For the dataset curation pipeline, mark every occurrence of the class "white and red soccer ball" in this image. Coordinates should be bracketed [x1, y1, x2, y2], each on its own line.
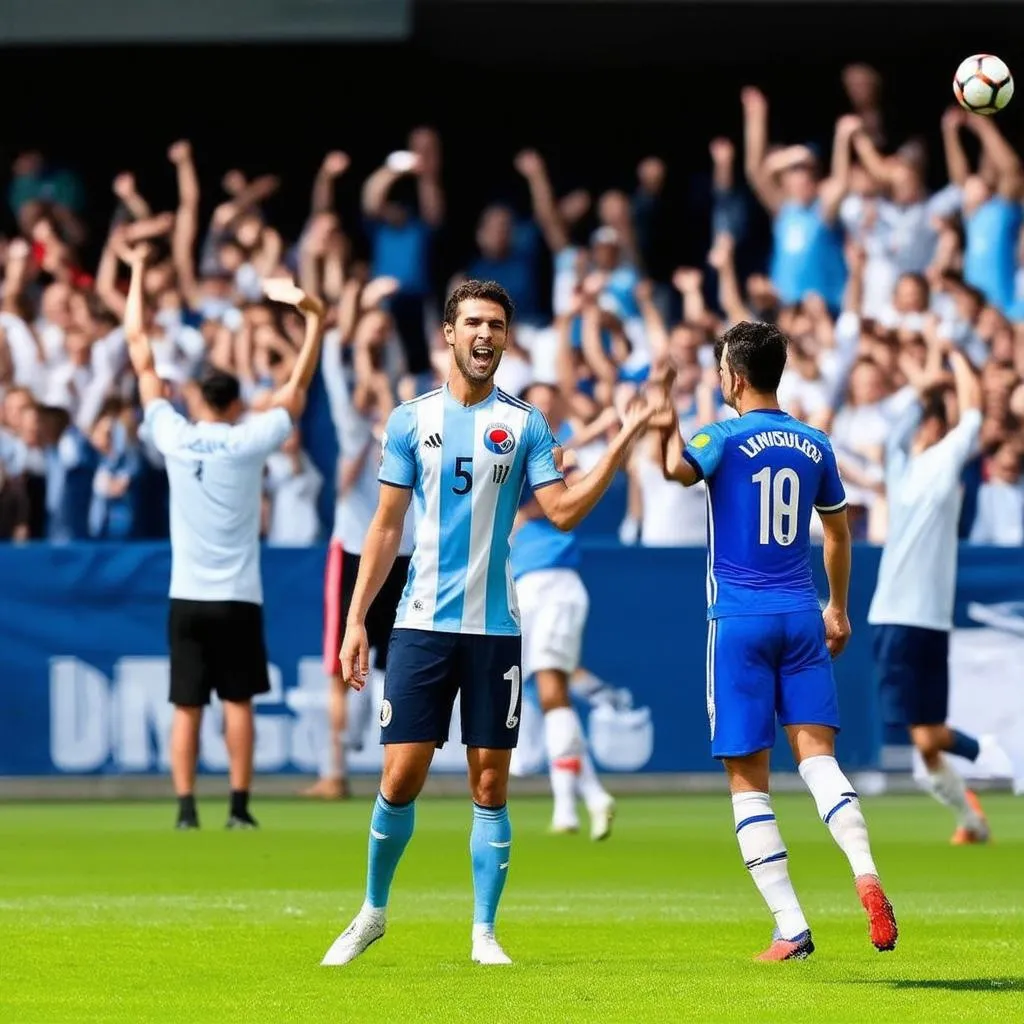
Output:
[954, 54, 1014, 116]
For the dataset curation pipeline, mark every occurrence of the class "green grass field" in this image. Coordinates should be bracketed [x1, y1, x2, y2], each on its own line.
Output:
[1, 793, 1021, 1023]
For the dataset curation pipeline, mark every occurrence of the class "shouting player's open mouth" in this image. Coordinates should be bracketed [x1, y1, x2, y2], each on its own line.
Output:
[470, 344, 495, 374]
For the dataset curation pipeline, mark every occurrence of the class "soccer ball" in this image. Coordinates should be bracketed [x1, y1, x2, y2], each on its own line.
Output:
[954, 54, 1014, 115]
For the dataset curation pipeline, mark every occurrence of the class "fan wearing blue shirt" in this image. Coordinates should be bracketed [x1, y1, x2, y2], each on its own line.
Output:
[321, 280, 658, 970]
[944, 110, 1023, 314]
[653, 320, 896, 962]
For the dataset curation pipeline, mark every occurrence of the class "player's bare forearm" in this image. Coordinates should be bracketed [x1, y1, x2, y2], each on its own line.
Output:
[661, 422, 699, 486]
[538, 427, 637, 531]
[820, 512, 852, 613]
[288, 298, 326, 392]
[346, 520, 405, 627]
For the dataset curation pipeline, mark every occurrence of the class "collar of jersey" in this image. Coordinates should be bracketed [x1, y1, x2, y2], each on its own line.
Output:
[741, 407, 787, 417]
[444, 382, 495, 410]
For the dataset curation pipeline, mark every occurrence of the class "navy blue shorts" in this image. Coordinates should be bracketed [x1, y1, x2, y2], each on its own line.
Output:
[872, 625, 949, 727]
[380, 628, 523, 749]
[707, 610, 840, 759]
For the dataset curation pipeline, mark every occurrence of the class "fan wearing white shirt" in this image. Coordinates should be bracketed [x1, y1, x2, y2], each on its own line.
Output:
[868, 347, 1007, 844]
[123, 244, 324, 831]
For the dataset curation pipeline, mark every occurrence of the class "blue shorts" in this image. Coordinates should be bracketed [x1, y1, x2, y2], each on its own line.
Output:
[707, 610, 839, 759]
[381, 628, 523, 749]
[872, 625, 949, 727]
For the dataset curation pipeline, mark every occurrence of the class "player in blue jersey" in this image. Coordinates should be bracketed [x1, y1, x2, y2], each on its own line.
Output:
[652, 320, 898, 961]
[510, 382, 615, 839]
[321, 280, 658, 967]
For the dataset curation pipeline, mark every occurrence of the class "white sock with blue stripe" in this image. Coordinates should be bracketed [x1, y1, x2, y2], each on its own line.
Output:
[732, 791, 809, 941]
[798, 755, 878, 878]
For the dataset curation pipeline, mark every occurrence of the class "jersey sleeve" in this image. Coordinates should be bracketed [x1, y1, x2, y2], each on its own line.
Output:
[524, 407, 564, 490]
[142, 399, 188, 456]
[682, 422, 727, 480]
[231, 407, 293, 458]
[814, 437, 848, 514]
[936, 407, 982, 470]
[378, 405, 417, 489]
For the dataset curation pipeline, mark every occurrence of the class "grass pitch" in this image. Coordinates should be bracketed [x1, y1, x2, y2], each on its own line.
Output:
[1, 794, 1021, 1022]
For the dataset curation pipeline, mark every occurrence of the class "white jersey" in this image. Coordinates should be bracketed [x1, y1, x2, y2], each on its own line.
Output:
[143, 399, 292, 604]
[867, 405, 983, 632]
[321, 330, 414, 556]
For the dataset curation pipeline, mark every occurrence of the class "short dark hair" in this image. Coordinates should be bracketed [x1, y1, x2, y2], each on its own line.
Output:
[715, 321, 789, 393]
[921, 388, 950, 430]
[198, 366, 242, 412]
[443, 280, 515, 329]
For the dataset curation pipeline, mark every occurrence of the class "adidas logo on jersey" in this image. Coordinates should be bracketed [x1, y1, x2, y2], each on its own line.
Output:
[422, 433, 442, 449]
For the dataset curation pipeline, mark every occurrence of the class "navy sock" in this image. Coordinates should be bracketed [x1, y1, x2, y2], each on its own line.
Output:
[178, 794, 197, 821]
[947, 730, 980, 762]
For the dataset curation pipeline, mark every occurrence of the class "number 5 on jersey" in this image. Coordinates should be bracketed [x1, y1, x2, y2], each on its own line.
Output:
[452, 456, 473, 494]
[752, 466, 799, 546]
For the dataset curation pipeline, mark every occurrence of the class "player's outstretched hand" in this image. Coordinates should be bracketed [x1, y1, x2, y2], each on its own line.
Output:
[262, 277, 325, 317]
[340, 624, 371, 691]
[822, 603, 852, 659]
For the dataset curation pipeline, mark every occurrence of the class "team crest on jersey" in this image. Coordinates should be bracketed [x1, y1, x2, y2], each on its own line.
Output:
[484, 422, 516, 455]
[691, 433, 711, 449]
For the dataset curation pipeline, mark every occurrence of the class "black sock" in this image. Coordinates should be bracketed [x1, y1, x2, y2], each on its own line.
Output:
[178, 794, 197, 821]
[230, 790, 249, 818]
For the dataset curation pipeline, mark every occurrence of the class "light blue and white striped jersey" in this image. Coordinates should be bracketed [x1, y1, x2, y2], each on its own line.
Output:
[379, 385, 563, 635]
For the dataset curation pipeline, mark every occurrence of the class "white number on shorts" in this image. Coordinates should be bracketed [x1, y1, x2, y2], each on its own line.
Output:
[752, 466, 800, 546]
[503, 665, 520, 729]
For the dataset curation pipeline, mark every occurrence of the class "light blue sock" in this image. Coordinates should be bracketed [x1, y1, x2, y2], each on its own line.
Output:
[365, 792, 415, 909]
[470, 803, 511, 927]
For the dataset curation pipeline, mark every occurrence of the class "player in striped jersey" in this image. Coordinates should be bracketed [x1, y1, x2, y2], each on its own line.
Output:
[321, 280, 658, 967]
[653, 321, 897, 961]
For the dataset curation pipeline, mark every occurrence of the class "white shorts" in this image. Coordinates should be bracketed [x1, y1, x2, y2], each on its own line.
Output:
[516, 568, 589, 678]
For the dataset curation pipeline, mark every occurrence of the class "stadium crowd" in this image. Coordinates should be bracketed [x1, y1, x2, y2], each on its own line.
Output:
[1, 65, 1023, 548]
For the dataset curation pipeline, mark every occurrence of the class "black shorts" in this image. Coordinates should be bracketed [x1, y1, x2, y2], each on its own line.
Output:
[323, 543, 410, 676]
[380, 628, 523, 750]
[168, 599, 271, 707]
[873, 624, 950, 727]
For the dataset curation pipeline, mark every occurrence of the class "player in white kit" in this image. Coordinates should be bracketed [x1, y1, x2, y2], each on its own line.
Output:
[307, 315, 415, 797]
[511, 382, 614, 838]
[868, 346, 1006, 843]
[124, 247, 325, 829]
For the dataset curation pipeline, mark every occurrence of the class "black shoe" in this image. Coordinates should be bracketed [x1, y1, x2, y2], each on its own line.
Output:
[226, 812, 259, 830]
[176, 816, 199, 830]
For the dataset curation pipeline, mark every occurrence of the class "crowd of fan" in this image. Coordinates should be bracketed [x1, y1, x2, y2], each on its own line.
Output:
[1, 65, 1022, 548]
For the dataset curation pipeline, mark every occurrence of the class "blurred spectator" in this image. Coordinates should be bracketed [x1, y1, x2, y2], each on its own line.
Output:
[0, 69, 1021, 554]
[263, 427, 323, 547]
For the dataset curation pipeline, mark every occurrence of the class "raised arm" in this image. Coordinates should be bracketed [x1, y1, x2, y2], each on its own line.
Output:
[361, 162, 403, 220]
[168, 140, 201, 307]
[533, 397, 656, 531]
[122, 247, 162, 408]
[514, 149, 570, 253]
[941, 107, 971, 188]
[311, 151, 350, 215]
[409, 127, 445, 228]
[112, 172, 152, 222]
[262, 279, 326, 421]
[967, 114, 1023, 199]
[741, 87, 784, 215]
